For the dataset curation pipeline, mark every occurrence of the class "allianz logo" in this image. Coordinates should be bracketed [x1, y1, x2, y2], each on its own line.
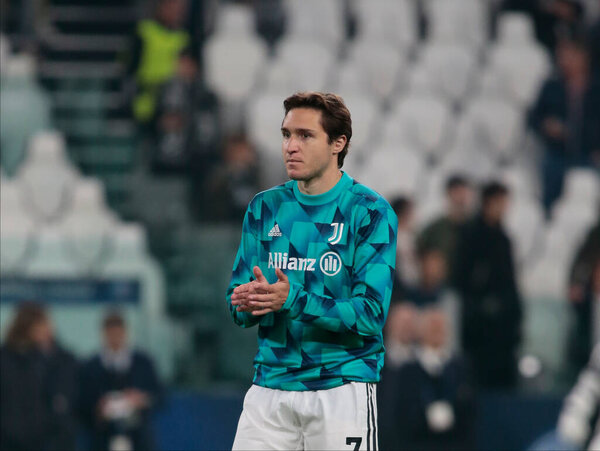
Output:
[268, 251, 342, 276]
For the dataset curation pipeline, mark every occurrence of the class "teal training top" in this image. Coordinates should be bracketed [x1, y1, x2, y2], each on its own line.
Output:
[226, 172, 398, 391]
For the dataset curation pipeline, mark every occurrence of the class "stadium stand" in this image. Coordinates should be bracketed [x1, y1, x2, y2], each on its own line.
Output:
[1, 0, 599, 434]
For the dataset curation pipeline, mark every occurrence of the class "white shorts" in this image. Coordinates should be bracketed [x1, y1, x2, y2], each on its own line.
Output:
[232, 382, 378, 451]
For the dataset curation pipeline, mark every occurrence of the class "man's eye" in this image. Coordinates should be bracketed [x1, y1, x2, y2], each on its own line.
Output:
[302, 133, 311, 139]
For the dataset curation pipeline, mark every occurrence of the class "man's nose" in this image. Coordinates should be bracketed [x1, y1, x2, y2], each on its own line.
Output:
[286, 136, 300, 153]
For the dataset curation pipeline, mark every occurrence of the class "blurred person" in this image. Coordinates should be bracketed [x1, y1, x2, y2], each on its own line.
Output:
[502, 0, 586, 50]
[378, 309, 475, 451]
[227, 92, 397, 450]
[150, 54, 220, 174]
[557, 344, 600, 450]
[417, 175, 474, 282]
[566, 214, 600, 377]
[80, 312, 163, 451]
[454, 181, 523, 389]
[126, 0, 195, 125]
[384, 302, 420, 369]
[529, 39, 600, 213]
[404, 248, 461, 350]
[0, 302, 79, 451]
[197, 134, 261, 222]
[391, 196, 419, 301]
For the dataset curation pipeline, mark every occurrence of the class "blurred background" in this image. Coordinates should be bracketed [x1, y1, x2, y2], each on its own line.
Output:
[0, 0, 599, 450]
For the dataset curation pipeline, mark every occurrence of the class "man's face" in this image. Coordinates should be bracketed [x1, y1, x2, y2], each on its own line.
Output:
[484, 194, 509, 223]
[103, 325, 127, 352]
[421, 311, 447, 350]
[448, 185, 472, 216]
[281, 108, 341, 181]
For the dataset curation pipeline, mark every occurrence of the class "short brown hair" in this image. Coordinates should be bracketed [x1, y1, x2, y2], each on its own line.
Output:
[283, 92, 352, 168]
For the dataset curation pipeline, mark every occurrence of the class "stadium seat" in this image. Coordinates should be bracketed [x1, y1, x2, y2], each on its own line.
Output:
[424, 0, 489, 50]
[0, 215, 35, 275]
[336, 39, 406, 105]
[245, 92, 288, 187]
[438, 141, 497, 184]
[500, 166, 541, 202]
[458, 96, 525, 162]
[283, 0, 346, 51]
[204, 4, 268, 103]
[384, 93, 455, 162]
[505, 198, 545, 267]
[16, 132, 79, 224]
[485, 43, 551, 109]
[357, 146, 425, 199]
[24, 226, 82, 277]
[273, 38, 335, 92]
[561, 168, 600, 204]
[60, 178, 117, 272]
[521, 258, 569, 300]
[352, 0, 418, 52]
[417, 43, 480, 107]
[496, 12, 537, 46]
[335, 93, 380, 152]
[551, 201, 597, 248]
[212, 2, 255, 36]
[0, 55, 52, 176]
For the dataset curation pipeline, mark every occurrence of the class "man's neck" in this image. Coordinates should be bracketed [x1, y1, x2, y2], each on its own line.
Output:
[297, 168, 342, 196]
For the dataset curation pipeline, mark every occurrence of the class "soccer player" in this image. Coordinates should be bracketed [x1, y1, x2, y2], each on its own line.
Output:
[227, 92, 397, 450]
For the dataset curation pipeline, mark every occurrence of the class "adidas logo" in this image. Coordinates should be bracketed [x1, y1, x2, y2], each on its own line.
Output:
[268, 224, 282, 237]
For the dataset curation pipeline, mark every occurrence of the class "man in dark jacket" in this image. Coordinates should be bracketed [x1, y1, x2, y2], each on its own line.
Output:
[453, 182, 523, 389]
[0, 302, 79, 451]
[529, 39, 600, 213]
[378, 309, 476, 450]
[80, 312, 163, 451]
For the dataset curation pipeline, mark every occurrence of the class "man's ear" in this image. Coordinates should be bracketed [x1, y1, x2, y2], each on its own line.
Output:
[331, 136, 347, 155]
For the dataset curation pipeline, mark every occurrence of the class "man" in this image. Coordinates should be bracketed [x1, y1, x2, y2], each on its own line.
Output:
[226, 92, 397, 450]
[378, 309, 475, 451]
[417, 175, 473, 279]
[80, 312, 163, 451]
[529, 39, 600, 213]
[454, 182, 523, 389]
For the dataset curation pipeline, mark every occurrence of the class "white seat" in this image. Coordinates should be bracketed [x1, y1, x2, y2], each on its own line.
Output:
[496, 12, 537, 46]
[439, 143, 497, 184]
[417, 43, 479, 106]
[0, 215, 35, 274]
[283, 0, 345, 51]
[26, 131, 69, 166]
[551, 201, 597, 246]
[485, 45, 551, 108]
[25, 226, 81, 277]
[102, 224, 164, 316]
[384, 94, 454, 160]
[17, 164, 77, 224]
[336, 93, 380, 152]
[459, 96, 524, 162]
[352, 0, 418, 51]
[337, 39, 406, 104]
[213, 3, 255, 37]
[60, 178, 117, 272]
[204, 6, 268, 103]
[274, 38, 334, 92]
[245, 92, 287, 187]
[505, 198, 545, 266]
[424, 0, 489, 49]
[561, 168, 600, 204]
[356, 146, 425, 199]
[500, 166, 540, 201]
[521, 258, 569, 300]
